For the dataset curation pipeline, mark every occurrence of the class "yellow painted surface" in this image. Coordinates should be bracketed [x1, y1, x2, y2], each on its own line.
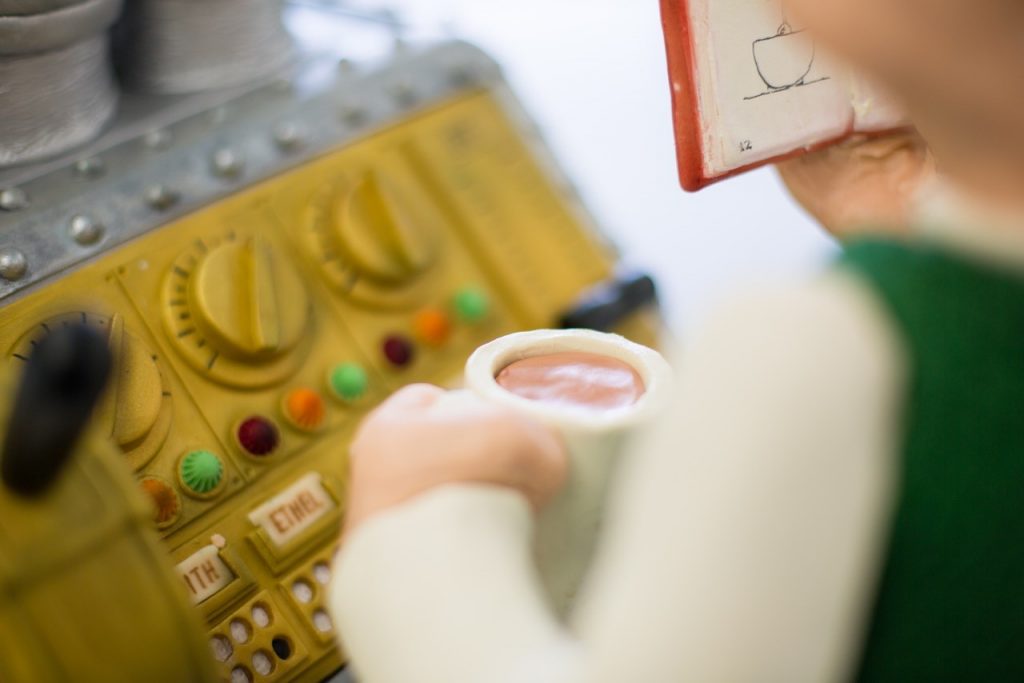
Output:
[0, 92, 657, 681]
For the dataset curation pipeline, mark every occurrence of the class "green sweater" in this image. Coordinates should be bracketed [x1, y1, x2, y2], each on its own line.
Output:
[839, 239, 1024, 682]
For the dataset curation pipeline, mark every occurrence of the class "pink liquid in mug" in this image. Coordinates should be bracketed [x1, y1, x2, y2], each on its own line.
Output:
[495, 352, 645, 411]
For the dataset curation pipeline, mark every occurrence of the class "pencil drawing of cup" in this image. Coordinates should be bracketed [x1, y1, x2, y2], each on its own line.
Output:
[752, 23, 816, 91]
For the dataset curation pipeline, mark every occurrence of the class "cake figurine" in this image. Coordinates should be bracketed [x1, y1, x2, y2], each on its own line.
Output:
[330, 2, 1024, 680]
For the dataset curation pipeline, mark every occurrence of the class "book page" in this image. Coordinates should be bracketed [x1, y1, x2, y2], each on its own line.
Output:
[688, 0, 853, 177]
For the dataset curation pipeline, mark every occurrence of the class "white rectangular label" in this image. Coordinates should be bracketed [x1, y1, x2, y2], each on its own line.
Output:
[248, 473, 335, 549]
[176, 545, 234, 605]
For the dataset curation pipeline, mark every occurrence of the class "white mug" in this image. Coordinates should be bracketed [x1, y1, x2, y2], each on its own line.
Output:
[447, 329, 673, 616]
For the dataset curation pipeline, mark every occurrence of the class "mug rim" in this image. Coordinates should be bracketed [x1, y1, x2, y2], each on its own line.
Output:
[464, 329, 673, 433]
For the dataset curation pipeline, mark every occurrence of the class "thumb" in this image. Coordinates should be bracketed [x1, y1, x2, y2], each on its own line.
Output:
[379, 383, 445, 413]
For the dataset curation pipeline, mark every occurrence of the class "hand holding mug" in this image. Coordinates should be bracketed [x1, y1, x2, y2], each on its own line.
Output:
[343, 383, 568, 535]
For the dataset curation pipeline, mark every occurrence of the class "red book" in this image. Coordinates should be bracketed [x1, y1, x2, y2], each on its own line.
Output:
[660, 0, 905, 191]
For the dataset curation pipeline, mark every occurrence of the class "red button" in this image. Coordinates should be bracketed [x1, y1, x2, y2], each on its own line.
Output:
[237, 416, 280, 456]
[382, 335, 415, 367]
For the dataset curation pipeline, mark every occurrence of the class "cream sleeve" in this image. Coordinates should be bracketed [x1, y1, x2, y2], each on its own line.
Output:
[330, 272, 907, 683]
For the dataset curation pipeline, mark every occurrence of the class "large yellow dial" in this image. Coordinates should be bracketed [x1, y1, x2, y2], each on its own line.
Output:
[163, 232, 313, 388]
[9, 312, 171, 470]
[189, 234, 308, 361]
[98, 315, 168, 454]
[335, 171, 437, 285]
[306, 163, 443, 308]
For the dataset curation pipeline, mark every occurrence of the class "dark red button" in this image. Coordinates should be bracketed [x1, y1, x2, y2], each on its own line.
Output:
[237, 416, 280, 456]
[382, 335, 415, 368]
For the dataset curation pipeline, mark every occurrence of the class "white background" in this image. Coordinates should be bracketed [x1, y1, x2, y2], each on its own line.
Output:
[347, 0, 838, 332]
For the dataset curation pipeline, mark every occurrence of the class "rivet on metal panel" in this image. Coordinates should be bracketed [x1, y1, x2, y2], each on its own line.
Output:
[144, 129, 174, 150]
[390, 80, 417, 107]
[0, 188, 29, 212]
[448, 65, 477, 88]
[0, 248, 28, 281]
[74, 158, 107, 179]
[339, 105, 368, 126]
[69, 215, 104, 246]
[273, 124, 305, 153]
[211, 149, 245, 179]
[145, 186, 180, 211]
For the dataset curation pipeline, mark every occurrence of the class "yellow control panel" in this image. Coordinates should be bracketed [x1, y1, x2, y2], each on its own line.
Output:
[0, 92, 651, 682]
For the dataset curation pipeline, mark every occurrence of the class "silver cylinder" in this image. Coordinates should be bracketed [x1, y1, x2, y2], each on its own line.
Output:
[0, 0, 121, 167]
[116, 0, 294, 94]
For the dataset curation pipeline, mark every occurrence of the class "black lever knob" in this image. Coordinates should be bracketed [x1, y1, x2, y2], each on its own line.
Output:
[2, 324, 112, 497]
[559, 272, 659, 332]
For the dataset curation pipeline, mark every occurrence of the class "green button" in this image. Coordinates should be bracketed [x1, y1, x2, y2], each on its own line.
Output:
[453, 287, 490, 323]
[180, 450, 223, 495]
[330, 363, 369, 402]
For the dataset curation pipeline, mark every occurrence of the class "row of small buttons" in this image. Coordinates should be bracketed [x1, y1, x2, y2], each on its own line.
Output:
[381, 286, 491, 368]
[138, 361, 370, 522]
[231, 362, 370, 459]
[140, 448, 228, 528]
[138, 291, 487, 527]
[138, 286, 482, 522]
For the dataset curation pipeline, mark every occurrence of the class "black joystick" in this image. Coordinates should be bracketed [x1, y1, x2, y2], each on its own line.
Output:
[559, 271, 660, 332]
[1, 324, 112, 497]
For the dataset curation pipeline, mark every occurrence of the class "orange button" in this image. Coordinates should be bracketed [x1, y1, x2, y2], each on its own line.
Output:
[140, 477, 181, 528]
[414, 308, 451, 347]
[283, 388, 326, 431]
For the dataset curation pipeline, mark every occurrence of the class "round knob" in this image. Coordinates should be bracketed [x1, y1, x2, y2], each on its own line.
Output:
[332, 171, 438, 285]
[9, 312, 170, 469]
[188, 234, 310, 362]
[179, 449, 225, 498]
[97, 315, 164, 452]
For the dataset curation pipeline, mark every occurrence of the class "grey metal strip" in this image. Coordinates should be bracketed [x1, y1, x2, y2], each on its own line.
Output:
[0, 41, 505, 303]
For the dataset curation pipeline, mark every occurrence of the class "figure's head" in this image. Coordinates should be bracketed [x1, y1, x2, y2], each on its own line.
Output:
[784, 0, 1024, 201]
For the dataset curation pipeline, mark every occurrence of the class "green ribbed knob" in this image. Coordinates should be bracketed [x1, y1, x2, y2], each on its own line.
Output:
[180, 450, 223, 495]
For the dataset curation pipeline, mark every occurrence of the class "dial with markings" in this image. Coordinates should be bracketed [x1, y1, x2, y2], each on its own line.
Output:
[8, 311, 172, 470]
[305, 164, 443, 309]
[162, 232, 313, 389]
